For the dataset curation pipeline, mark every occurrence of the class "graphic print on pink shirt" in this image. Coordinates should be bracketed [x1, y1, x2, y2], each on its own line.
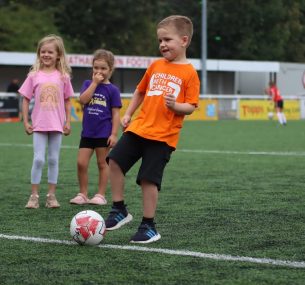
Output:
[39, 83, 60, 110]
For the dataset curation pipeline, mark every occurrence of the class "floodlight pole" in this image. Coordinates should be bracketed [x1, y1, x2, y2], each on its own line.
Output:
[201, 0, 207, 95]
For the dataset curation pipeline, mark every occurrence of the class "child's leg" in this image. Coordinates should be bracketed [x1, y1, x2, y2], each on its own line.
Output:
[280, 110, 287, 124]
[77, 148, 94, 197]
[130, 180, 161, 243]
[276, 111, 283, 124]
[95, 147, 109, 196]
[47, 132, 62, 195]
[31, 132, 48, 195]
[108, 158, 125, 201]
[141, 180, 158, 218]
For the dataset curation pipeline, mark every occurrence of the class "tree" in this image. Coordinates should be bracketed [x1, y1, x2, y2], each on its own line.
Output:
[283, 0, 305, 62]
[207, 0, 305, 62]
[2, 0, 305, 62]
[52, 0, 160, 55]
[0, 2, 61, 51]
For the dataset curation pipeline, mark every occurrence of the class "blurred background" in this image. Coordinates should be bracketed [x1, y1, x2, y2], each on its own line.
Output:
[1, 0, 305, 121]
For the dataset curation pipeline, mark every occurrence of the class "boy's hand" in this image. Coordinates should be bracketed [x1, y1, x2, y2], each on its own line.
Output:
[164, 93, 176, 109]
[121, 115, 131, 130]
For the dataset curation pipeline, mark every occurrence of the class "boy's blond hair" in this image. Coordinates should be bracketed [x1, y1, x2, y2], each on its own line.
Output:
[157, 15, 193, 47]
[30, 34, 71, 77]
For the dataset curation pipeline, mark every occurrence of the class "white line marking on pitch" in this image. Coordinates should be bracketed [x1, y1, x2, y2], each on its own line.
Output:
[1, 143, 305, 157]
[1, 233, 305, 269]
[178, 149, 305, 156]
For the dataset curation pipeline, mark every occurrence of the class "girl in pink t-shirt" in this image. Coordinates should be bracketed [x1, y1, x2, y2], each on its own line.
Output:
[18, 34, 74, 209]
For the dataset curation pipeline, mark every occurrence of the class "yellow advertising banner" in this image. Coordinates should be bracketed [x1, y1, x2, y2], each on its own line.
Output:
[186, 99, 218, 121]
[72, 97, 300, 122]
[282, 100, 301, 120]
[71, 97, 83, 121]
[120, 98, 140, 117]
[239, 100, 300, 120]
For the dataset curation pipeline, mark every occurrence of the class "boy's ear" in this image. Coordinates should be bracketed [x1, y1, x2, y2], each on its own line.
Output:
[181, 35, 189, 47]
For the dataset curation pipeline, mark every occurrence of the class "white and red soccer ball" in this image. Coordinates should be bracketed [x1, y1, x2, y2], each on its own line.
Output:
[70, 210, 106, 245]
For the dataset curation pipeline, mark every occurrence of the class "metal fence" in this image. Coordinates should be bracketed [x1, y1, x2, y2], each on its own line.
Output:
[1, 92, 304, 120]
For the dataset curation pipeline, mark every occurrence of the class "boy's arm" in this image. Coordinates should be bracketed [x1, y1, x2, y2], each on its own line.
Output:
[64, 98, 72, 136]
[164, 94, 196, 115]
[121, 89, 144, 128]
[22, 97, 33, 135]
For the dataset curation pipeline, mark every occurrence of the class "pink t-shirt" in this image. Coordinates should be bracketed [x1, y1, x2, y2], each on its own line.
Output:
[19, 70, 74, 132]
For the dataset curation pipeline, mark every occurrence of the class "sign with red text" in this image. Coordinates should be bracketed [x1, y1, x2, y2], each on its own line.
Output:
[239, 100, 300, 120]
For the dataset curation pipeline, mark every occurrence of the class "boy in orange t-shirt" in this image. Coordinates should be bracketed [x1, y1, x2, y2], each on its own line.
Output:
[105, 15, 200, 243]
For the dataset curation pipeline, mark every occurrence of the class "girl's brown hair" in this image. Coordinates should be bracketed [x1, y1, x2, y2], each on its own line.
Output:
[92, 49, 115, 76]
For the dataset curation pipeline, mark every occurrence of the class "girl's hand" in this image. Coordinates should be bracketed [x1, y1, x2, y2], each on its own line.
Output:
[92, 72, 104, 84]
[63, 122, 71, 136]
[107, 134, 117, 148]
[24, 122, 33, 135]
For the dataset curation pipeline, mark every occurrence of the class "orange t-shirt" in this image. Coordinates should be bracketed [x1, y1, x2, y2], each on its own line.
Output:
[126, 58, 200, 149]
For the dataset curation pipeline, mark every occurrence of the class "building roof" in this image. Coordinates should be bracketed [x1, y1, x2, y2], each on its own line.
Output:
[0, 51, 280, 72]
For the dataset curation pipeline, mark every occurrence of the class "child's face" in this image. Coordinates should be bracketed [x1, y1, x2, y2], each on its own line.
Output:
[157, 25, 188, 62]
[39, 42, 59, 69]
[93, 59, 112, 82]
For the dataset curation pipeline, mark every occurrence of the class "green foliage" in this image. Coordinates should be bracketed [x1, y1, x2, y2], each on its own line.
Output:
[1, 0, 305, 61]
[0, 3, 60, 51]
[207, 0, 305, 61]
[52, 0, 160, 55]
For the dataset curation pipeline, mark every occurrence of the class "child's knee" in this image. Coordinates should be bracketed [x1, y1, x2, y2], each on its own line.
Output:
[33, 157, 45, 169]
[48, 156, 58, 167]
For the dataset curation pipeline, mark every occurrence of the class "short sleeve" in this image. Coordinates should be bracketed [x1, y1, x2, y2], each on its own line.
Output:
[80, 80, 91, 94]
[185, 70, 200, 106]
[18, 74, 34, 100]
[110, 85, 122, 108]
[64, 77, 74, 99]
[137, 62, 155, 93]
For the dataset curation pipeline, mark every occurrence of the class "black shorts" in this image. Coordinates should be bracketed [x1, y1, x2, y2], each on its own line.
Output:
[107, 132, 173, 191]
[79, 137, 108, 149]
[275, 100, 284, 109]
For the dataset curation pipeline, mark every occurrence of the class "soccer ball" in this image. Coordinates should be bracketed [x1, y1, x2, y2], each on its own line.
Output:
[70, 210, 106, 245]
[268, 112, 274, 120]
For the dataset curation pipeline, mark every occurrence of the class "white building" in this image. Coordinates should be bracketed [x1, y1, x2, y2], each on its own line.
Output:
[0, 51, 304, 96]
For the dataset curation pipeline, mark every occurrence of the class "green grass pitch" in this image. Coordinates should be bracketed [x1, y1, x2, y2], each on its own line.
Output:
[1, 120, 305, 284]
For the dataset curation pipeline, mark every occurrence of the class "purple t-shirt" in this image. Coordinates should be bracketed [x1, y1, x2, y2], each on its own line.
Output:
[81, 81, 122, 138]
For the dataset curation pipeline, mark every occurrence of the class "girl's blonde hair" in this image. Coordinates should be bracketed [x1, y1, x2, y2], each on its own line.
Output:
[92, 49, 115, 76]
[30, 34, 71, 77]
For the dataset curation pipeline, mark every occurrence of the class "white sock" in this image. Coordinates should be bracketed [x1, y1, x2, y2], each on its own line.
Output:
[281, 113, 287, 124]
[277, 112, 283, 124]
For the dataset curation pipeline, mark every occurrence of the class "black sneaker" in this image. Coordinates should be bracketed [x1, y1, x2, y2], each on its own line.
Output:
[130, 223, 161, 244]
[105, 207, 133, 231]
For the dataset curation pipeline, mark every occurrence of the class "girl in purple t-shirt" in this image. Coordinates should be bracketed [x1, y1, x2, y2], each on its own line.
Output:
[19, 34, 74, 209]
[70, 49, 122, 205]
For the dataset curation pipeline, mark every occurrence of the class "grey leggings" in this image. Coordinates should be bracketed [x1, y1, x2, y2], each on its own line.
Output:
[31, 132, 63, 185]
